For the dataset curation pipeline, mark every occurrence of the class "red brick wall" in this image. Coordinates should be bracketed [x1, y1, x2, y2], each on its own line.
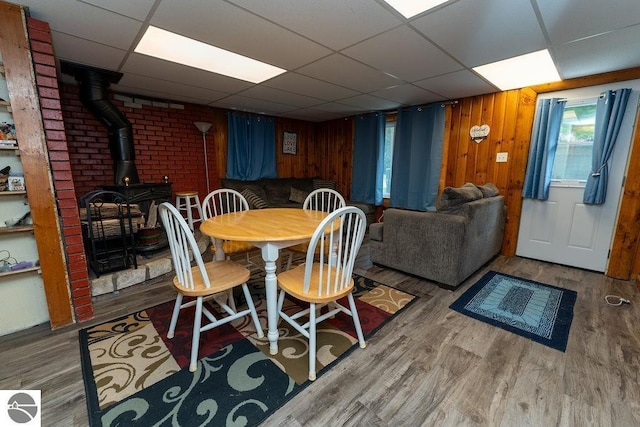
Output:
[60, 85, 219, 199]
[26, 18, 92, 321]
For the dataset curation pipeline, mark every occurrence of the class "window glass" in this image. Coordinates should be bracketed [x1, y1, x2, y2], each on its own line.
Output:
[383, 120, 395, 198]
[551, 101, 596, 183]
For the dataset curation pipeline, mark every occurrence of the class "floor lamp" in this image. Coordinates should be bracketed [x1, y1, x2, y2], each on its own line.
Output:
[194, 121, 213, 195]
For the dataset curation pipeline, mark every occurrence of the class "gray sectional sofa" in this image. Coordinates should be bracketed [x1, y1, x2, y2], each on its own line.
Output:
[369, 183, 506, 289]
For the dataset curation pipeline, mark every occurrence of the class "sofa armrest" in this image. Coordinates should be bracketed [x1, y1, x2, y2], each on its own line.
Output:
[369, 222, 383, 241]
[370, 208, 469, 286]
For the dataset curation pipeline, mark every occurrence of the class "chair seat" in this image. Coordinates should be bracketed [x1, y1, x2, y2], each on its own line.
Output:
[277, 263, 354, 304]
[173, 259, 250, 297]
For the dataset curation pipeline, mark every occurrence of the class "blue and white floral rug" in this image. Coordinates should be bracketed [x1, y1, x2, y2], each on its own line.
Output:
[449, 270, 576, 352]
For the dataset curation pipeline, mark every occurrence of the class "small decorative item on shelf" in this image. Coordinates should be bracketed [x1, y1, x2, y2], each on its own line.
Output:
[0, 165, 8, 191]
[0, 122, 16, 140]
[8, 174, 25, 191]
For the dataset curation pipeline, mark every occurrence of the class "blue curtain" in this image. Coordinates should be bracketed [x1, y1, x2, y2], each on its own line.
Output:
[522, 98, 566, 200]
[389, 104, 445, 211]
[351, 113, 385, 205]
[226, 112, 277, 180]
[583, 88, 631, 204]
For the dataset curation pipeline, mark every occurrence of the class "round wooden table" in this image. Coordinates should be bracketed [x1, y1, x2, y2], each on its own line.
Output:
[200, 208, 329, 354]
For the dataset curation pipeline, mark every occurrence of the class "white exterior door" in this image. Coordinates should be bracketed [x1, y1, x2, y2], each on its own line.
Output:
[516, 83, 639, 272]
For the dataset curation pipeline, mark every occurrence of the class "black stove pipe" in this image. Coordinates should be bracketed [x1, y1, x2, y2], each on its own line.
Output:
[61, 62, 140, 185]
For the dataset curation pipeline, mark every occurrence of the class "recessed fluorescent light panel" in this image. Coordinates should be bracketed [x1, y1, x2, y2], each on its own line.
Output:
[135, 26, 286, 84]
[383, 0, 450, 18]
[473, 49, 561, 91]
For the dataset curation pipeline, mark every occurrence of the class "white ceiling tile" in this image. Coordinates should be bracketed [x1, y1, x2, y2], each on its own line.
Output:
[7, 0, 639, 121]
[339, 94, 402, 111]
[121, 53, 252, 93]
[112, 85, 214, 106]
[264, 73, 360, 101]
[553, 24, 640, 79]
[297, 54, 403, 93]
[310, 102, 365, 115]
[371, 84, 445, 105]
[149, 0, 332, 70]
[414, 70, 498, 99]
[412, 0, 546, 67]
[213, 95, 296, 114]
[80, 0, 156, 21]
[342, 26, 463, 81]
[227, 0, 401, 50]
[51, 32, 127, 71]
[537, 0, 640, 45]
[116, 73, 230, 103]
[238, 86, 325, 108]
[20, 0, 143, 49]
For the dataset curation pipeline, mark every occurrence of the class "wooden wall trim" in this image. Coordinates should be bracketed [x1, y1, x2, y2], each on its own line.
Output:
[0, 2, 74, 327]
[502, 87, 537, 256]
[530, 67, 640, 94]
[607, 102, 640, 279]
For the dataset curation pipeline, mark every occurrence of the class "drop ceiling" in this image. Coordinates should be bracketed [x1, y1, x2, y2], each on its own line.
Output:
[8, 0, 640, 122]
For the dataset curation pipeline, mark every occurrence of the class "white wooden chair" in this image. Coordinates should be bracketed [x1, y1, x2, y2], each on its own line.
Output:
[159, 202, 263, 372]
[276, 206, 367, 381]
[201, 189, 256, 263]
[284, 188, 346, 270]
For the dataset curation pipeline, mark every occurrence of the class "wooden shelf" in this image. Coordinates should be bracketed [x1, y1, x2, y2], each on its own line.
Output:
[0, 190, 26, 196]
[0, 225, 33, 235]
[0, 266, 40, 278]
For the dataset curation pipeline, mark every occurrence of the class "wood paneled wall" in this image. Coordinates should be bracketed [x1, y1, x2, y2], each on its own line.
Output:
[443, 67, 640, 279]
[212, 112, 323, 186]
[315, 118, 354, 198]
[442, 88, 537, 256]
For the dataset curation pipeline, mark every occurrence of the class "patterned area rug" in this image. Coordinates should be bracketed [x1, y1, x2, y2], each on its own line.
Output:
[450, 270, 577, 352]
[80, 275, 417, 426]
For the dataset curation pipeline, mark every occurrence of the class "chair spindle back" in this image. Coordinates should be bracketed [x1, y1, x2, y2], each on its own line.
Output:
[303, 206, 366, 297]
[159, 202, 209, 290]
[202, 189, 249, 219]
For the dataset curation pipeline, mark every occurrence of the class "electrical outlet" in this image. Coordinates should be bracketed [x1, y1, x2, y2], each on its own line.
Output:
[496, 152, 508, 163]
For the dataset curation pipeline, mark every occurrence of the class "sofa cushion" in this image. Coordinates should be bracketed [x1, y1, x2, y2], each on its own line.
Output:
[221, 178, 268, 203]
[263, 178, 300, 205]
[241, 188, 268, 209]
[313, 178, 336, 190]
[476, 182, 499, 198]
[291, 177, 316, 193]
[437, 183, 483, 212]
[289, 187, 309, 204]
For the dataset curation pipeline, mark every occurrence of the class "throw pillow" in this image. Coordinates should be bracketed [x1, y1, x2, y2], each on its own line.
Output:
[475, 182, 499, 197]
[241, 188, 268, 209]
[289, 187, 309, 204]
[313, 179, 336, 190]
[437, 184, 483, 211]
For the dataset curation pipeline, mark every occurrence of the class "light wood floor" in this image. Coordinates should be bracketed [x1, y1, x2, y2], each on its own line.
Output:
[1, 243, 639, 426]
